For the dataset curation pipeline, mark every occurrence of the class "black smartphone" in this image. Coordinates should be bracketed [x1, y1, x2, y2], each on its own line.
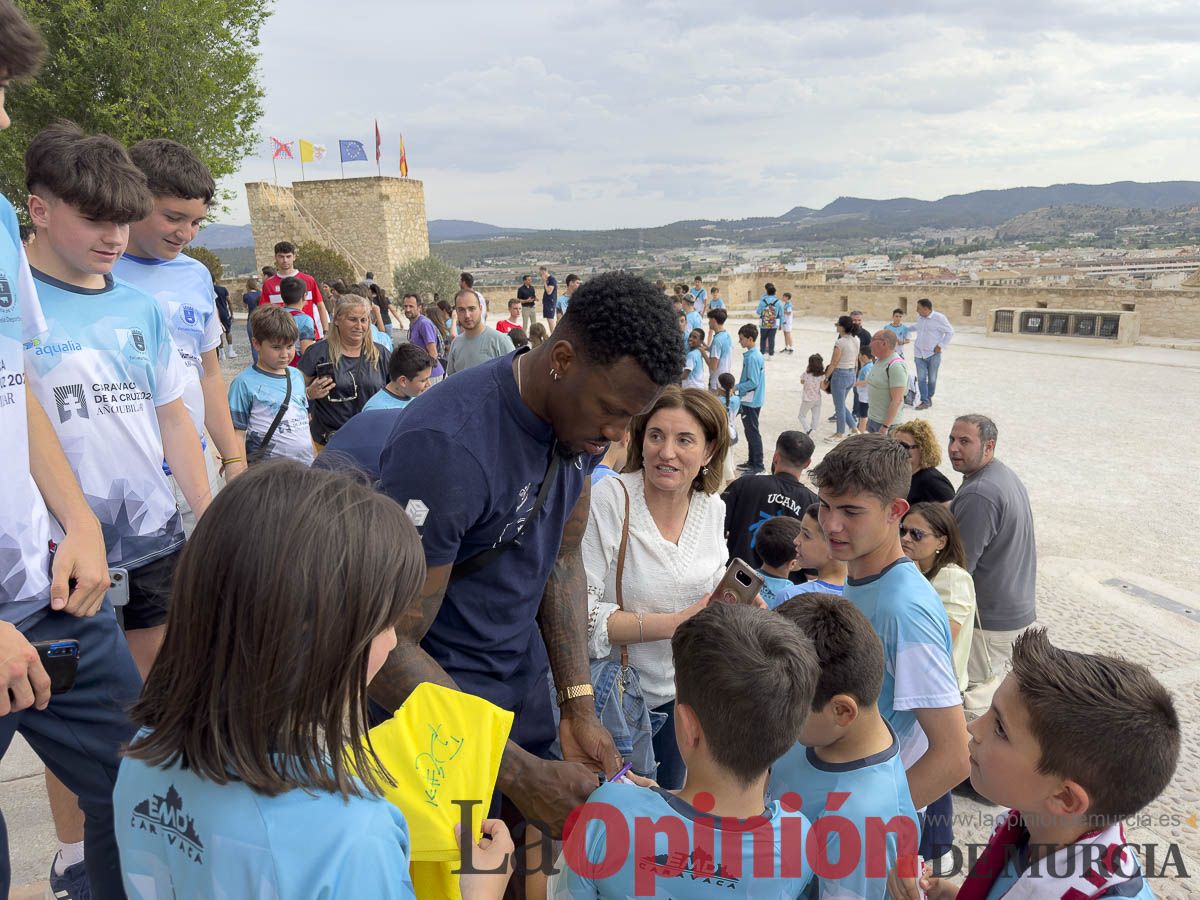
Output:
[32, 639, 80, 694]
[314, 360, 336, 380]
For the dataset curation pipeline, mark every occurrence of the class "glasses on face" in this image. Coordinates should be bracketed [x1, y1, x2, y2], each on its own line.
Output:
[896, 441, 917, 451]
[899, 525, 930, 542]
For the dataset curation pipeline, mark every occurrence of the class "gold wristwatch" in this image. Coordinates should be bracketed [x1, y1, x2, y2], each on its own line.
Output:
[556, 683, 595, 706]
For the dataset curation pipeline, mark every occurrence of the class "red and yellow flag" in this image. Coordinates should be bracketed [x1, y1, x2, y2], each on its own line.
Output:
[399, 133, 409, 178]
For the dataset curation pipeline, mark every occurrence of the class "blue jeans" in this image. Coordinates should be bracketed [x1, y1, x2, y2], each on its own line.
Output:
[651, 700, 686, 790]
[916, 353, 942, 404]
[830, 369, 857, 433]
[0, 601, 141, 899]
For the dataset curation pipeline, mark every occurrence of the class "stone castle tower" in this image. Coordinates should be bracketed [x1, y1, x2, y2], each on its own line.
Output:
[245, 176, 430, 281]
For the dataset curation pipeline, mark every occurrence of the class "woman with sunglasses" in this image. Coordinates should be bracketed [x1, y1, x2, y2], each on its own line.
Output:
[299, 295, 392, 447]
[893, 419, 955, 506]
[899, 502, 975, 694]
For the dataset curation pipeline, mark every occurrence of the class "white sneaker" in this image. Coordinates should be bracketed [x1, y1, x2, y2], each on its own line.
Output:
[227, 347, 239, 358]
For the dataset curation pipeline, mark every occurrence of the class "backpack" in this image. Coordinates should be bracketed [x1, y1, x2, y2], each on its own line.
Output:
[761, 299, 779, 330]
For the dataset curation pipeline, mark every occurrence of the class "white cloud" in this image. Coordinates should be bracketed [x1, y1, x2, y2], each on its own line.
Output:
[217, 0, 1200, 230]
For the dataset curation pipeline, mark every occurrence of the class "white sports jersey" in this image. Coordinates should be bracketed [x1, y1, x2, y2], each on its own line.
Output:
[25, 270, 189, 569]
[113, 253, 221, 438]
[0, 195, 56, 625]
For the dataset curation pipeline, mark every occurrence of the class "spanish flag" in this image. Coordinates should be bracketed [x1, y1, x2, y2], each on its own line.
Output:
[399, 133, 409, 178]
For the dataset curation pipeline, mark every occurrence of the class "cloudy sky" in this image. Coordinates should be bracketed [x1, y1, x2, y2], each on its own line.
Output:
[222, 0, 1200, 229]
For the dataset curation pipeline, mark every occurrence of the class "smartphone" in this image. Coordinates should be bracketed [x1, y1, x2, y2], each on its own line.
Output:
[32, 639, 80, 694]
[713, 558, 764, 606]
[107, 567, 130, 608]
[314, 360, 336, 380]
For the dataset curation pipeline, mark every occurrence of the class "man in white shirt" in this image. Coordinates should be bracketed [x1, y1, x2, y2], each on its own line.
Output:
[912, 298, 955, 410]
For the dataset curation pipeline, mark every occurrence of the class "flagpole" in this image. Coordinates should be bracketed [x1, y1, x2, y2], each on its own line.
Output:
[340, 156, 345, 179]
[272, 154, 278, 185]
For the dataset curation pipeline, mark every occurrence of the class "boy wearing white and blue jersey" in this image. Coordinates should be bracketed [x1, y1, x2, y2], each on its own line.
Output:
[682, 328, 707, 390]
[116, 138, 247, 509]
[553, 603, 818, 899]
[360, 342, 433, 412]
[24, 124, 210, 678]
[705, 307, 733, 390]
[809, 434, 968, 853]
[771, 593, 920, 899]
[228, 306, 314, 465]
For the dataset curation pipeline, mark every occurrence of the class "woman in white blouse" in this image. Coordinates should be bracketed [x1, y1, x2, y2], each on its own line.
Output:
[583, 386, 730, 789]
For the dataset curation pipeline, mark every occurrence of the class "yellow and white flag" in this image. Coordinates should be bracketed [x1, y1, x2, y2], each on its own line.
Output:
[299, 139, 327, 163]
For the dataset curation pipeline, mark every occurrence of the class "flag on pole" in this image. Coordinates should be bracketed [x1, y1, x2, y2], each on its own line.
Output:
[375, 120, 382, 164]
[399, 133, 409, 178]
[271, 137, 294, 160]
[299, 139, 327, 163]
[339, 140, 368, 163]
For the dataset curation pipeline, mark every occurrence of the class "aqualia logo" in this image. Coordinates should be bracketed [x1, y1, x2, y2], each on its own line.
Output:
[24, 338, 83, 357]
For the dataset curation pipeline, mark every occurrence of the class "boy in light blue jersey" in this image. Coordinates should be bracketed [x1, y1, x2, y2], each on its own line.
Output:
[752, 516, 802, 609]
[278, 274, 316, 364]
[228, 306, 314, 465]
[553, 603, 818, 899]
[705, 307, 733, 390]
[360, 342, 433, 412]
[883, 309, 912, 356]
[682, 328, 707, 390]
[0, 16, 144, 894]
[23, 124, 211, 680]
[772, 593, 920, 899]
[690, 276, 707, 314]
[809, 434, 968, 857]
[559, 273, 579, 315]
[116, 138, 246, 504]
[686, 307, 704, 335]
[707, 286, 724, 309]
[774, 503, 847, 605]
[735, 324, 765, 474]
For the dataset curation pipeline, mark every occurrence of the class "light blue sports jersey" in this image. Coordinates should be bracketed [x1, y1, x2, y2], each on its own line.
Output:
[227, 365, 314, 465]
[691, 287, 707, 313]
[558, 293, 570, 314]
[686, 310, 704, 334]
[113, 253, 221, 438]
[775, 580, 845, 606]
[372, 324, 394, 351]
[684, 347, 707, 389]
[709, 298, 725, 309]
[554, 782, 813, 899]
[737, 348, 765, 408]
[0, 195, 56, 625]
[758, 573, 795, 610]
[768, 724, 919, 899]
[115, 729, 417, 900]
[843, 559, 960, 768]
[361, 387, 412, 412]
[26, 270, 189, 569]
[708, 330, 734, 390]
[883, 323, 910, 343]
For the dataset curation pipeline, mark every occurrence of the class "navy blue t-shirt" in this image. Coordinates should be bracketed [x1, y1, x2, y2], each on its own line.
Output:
[379, 351, 600, 714]
[313, 408, 405, 482]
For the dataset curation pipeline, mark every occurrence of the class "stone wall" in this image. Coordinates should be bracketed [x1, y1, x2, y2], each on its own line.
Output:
[714, 273, 1200, 340]
[245, 176, 430, 283]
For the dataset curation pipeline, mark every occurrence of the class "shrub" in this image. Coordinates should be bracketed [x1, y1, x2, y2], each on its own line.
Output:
[294, 240, 356, 289]
[393, 255, 460, 305]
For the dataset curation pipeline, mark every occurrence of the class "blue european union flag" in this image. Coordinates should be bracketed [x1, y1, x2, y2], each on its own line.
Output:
[339, 140, 368, 163]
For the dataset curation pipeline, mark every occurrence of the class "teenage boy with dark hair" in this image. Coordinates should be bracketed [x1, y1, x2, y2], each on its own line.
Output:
[0, 12, 143, 898]
[362, 342, 433, 411]
[554, 603, 819, 897]
[722, 429, 816, 565]
[279, 274, 316, 364]
[115, 138, 247, 507]
[753, 515, 803, 608]
[773, 593, 920, 900]
[705, 306, 733, 388]
[24, 122, 211, 680]
[227, 306, 314, 466]
[809, 434, 968, 852]
[735, 322, 765, 474]
[891, 628, 1179, 900]
[262, 240, 328, 337]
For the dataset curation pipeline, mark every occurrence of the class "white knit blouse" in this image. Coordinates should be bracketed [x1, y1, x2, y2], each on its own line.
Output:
[582, 470, 727, 710]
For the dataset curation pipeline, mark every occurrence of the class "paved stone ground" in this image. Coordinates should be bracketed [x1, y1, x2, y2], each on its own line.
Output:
[4, 315, 1199, 896]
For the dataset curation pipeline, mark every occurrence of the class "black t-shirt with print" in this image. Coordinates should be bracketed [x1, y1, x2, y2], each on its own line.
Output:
[298, 339, 391, 440]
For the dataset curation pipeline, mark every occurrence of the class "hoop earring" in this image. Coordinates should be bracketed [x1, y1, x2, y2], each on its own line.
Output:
[550, 369, 560, 381]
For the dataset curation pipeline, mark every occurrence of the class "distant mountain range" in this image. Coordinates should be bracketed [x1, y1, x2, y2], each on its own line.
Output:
[198, 181, 1200, 265]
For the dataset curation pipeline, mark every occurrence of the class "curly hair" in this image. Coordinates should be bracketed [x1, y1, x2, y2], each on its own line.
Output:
[893, 419, 941, 469]
[555, 272, 683, 387]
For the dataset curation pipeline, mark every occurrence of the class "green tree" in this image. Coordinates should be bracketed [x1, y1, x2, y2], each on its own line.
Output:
[393, 255, 460, 305]
[182, 245, 223, 281]
[0, 0, 269, 208]
[294, 241, 354, 290]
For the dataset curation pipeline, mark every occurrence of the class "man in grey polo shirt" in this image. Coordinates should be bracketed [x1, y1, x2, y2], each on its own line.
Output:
[949, 413, 1037, 719]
